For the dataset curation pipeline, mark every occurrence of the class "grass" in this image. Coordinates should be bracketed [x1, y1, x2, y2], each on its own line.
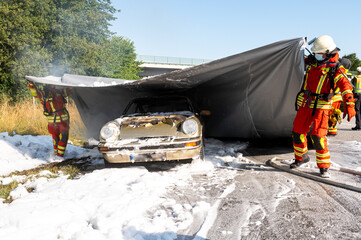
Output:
[1, 161, 82, 203]
[0, 94, 87, 145]
[0, 181, 19, 203]
[7, 162, 80, 179]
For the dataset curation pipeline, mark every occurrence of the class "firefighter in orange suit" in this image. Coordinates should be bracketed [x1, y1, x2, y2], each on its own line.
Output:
[327, 58, 351, 136]
[28, 81, 72, 157]
[291, 35, 356, 178]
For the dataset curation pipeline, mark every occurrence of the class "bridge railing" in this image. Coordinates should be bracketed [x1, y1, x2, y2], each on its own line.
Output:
[136, 55, 212, 66]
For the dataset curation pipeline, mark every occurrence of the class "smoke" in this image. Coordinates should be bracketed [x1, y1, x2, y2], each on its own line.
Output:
[48, 64, 69, 77]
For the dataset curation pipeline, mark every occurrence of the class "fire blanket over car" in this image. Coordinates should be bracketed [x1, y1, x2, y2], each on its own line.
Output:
[26, 37, 306, 139]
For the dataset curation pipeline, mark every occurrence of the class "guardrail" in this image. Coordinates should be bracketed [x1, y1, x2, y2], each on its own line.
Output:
[136, 55, 212, 66]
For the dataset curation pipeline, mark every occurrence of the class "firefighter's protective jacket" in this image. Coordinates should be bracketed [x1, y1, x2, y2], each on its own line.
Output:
[352, 74, 361, 94]
[296, 53, 353, 111]
[29, 82, 71, 123]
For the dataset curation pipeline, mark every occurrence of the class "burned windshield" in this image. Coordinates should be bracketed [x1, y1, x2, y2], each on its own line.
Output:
[123, 96, 193, 115]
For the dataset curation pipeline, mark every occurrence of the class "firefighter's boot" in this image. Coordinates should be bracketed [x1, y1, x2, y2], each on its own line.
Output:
[290, 156, 310, 169]
[320, 168, 330, 178]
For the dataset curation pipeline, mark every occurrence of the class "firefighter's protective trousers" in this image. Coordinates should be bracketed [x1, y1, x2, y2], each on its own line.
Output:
[48, 120, 69, 157]
[293, 107, 330, 168]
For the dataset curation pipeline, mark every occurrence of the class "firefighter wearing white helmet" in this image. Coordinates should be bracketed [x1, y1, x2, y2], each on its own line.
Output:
[311, 35, 339, 54]
[310, 35, 340, 61]
[291, 35, 356, 178]
[351, 67, 361, 130]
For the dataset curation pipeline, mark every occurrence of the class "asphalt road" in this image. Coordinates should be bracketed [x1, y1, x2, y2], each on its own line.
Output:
[173, 119, 361, 240]
[332, 116, 361, 142]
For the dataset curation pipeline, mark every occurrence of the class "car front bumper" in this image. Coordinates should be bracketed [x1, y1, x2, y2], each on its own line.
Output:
[99, 138, 202, 163]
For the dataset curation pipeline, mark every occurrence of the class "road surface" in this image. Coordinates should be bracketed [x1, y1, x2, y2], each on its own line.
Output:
[172, 119, 361, 239]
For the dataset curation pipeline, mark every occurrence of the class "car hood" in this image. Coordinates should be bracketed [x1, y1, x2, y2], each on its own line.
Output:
[118, 114, 193, 139]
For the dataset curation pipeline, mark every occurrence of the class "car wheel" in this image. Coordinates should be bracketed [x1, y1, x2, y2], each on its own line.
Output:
[103, 160, 113, 168]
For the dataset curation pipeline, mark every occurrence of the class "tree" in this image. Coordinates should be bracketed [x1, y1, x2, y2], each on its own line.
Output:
[0, 0, 54, 97]
[96, 36, 141, 80]
[48, 0, 117, 75]
[0, 0, 141, 99]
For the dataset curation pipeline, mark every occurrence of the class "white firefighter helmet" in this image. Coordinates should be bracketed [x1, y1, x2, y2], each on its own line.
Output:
[311, 35, 339, 54]
[357, 66, 361, 73]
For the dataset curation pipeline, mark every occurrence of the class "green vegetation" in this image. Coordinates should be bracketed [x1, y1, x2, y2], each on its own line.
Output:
[342, 53, 361, 72]
[1, 161, 82, 203]
[62, 166, 81, 179]
[0, 181, 19, 203]
[0, 0, 141, 100]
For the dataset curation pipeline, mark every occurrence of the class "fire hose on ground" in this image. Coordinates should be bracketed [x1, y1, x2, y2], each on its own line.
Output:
[267, 157, 361, 193]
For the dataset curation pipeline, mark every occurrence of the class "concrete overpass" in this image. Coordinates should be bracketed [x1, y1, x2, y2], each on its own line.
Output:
[136, 55, 212, 77]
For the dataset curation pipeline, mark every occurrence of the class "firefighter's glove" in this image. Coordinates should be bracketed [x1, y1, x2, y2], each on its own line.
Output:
[329, 114, 337, 128]
[329, 108, 342, 127]
[343, 98, 356, 121]
[334, 109, 342, 124]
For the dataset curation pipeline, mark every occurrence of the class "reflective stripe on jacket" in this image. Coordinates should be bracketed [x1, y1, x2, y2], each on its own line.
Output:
[29, 84, 70, 123]
[296, 93, 332, 109]
[46, 113, 69, 123]
[354, 75, 361, 94]
[331, 87, 342, 102]
[299, 53, 354, 110]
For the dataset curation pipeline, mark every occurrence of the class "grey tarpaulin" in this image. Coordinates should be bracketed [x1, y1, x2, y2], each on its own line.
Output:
[26, 37, 306, 139]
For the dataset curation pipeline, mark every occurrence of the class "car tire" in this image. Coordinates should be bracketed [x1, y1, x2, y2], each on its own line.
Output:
[103, 160, 113, 168]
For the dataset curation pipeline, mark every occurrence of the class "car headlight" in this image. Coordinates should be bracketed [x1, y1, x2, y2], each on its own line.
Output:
[182, 119, 198, 135]
[100, 122, 119, 140]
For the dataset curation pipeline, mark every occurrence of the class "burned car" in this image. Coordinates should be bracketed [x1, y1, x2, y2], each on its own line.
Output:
[98, 96, 206, 164]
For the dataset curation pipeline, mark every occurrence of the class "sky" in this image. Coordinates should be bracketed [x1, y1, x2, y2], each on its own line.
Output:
[109, 0, 361, 61]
